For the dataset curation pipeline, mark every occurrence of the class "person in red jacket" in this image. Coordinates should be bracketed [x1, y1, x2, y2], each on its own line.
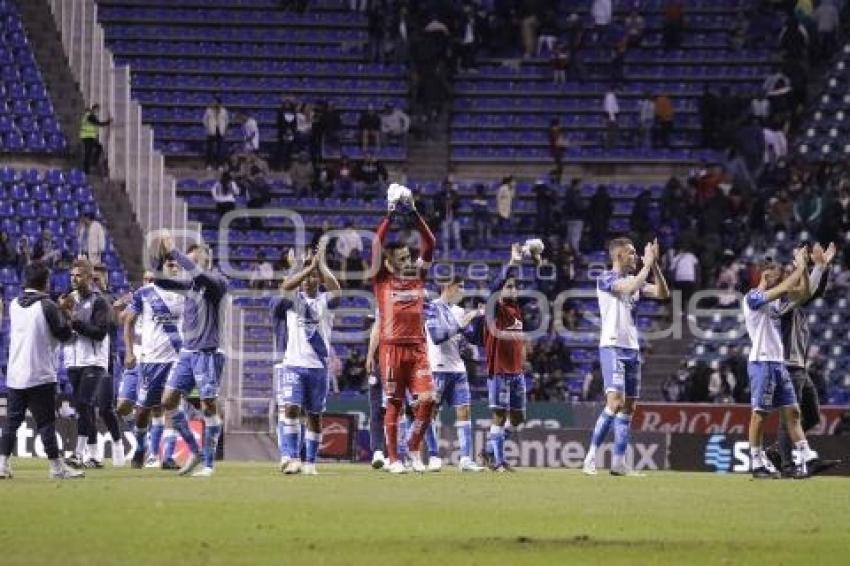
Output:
[369, 195, 436, 474]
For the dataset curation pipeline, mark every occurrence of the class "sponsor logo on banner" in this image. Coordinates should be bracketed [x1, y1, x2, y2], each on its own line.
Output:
[319, 413, 356, 461]
[633, 403, 847, 435]
[437, 426, 668, 470]
[671, 433, 850, 476]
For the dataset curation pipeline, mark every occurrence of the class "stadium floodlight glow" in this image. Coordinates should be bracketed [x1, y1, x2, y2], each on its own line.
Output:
[837, 111, 845, 120]
[829, 78, 838, 88]
[838, 61, 846, 71]
[806, 128, 815, 137]
[822, 143, 831, 154]
[799, 144, 809, 154]
[814, 111, 823, 121]
[844, 144, 850, 153]
[830, 128, 838, 137]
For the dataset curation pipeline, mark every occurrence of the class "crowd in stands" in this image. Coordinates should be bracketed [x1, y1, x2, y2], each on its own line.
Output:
[0, 213, 106, 277]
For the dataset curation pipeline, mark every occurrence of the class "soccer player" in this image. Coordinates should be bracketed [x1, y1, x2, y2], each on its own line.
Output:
[743, 247, 820, 479]
[272, 240, 340, 475]
[115, 272, 152, 431]
[157, 234, 228, 477]
[0, 261, 83, 480]
[424, 275, 485, 472]
[62, 258, 113, 469]
[89, 264, 125, 467]
[583, 238, 669, 476]
[123, 259, 185, 469]
[771, 242, 840, 476]
[470, 244, 537, 472]
[365, 317, 387, 470]
[372, 195, 437, 474]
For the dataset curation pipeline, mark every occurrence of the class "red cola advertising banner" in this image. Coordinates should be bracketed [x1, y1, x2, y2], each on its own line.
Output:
[632, 403, 849, 435]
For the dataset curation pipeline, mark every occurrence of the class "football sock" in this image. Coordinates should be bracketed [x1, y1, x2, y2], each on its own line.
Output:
[397, 416, 410, 461]
[588, 407, 616, 459]
[612, 413, 631, 469]
[305, 430, 321, 464]
[75, 435, 87, 458]
[281, 417, 300, 460]
[203, 415, 222, 469]
[133, 425, 148, 457]
[456, 420, 473, 460]
[149, 417, 165, 460]
[168, 409, 200, 455]
[408, 401, 434, 454]
[384, 400, 401, 463]
[425, 422, 439, 458]
[276, 418, 287, 458]
[163, 428, 177, 462]
[489, 425, 505, 466]
[750, 446, 764, 468]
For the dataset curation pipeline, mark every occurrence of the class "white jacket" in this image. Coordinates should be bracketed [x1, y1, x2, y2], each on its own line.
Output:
[7, 291, 74, 389]
[62, 290, 111, 369]
[203, 106, 229, 136]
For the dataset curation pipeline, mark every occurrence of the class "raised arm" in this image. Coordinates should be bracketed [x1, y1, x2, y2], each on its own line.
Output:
[612, 241, 656, 295]
[764, 247, 807, 302]
[642, 240, 670, 300]
[282, 251, 319, 292]
[316, 237, 341, 296]
[413, 211, 435, 267]
[371, 216, 391, 273]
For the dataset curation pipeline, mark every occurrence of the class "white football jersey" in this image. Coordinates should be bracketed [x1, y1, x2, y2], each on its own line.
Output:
[742, 289, 784, 362]
[426, 302, 466, 373]
[128, 284, 185, 364]
[597, 270, 641, 349]
[281, 291, 335, 369]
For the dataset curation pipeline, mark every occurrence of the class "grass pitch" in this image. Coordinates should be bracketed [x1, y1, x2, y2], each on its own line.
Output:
[1, 461, 848, 566]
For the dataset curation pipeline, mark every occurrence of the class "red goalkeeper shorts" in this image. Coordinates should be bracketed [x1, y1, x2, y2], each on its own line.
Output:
[379, 342, 434, 402]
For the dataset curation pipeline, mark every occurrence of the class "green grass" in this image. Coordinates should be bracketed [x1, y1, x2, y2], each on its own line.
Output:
[1, 461, 849, 566]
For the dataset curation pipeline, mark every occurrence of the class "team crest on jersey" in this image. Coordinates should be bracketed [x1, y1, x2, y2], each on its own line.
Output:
[505, 317, 523, 331]
[391, 290, 420, 303]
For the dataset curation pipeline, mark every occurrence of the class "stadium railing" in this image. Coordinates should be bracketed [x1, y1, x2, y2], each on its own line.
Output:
[47, 0, 195, 239]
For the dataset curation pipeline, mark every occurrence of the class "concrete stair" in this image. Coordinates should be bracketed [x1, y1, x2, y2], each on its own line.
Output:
[19, 0, 146, 284]
[406, 113, 450, 181]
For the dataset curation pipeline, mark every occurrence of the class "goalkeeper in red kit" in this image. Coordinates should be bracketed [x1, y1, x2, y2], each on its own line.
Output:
[367, 187, 437, 474]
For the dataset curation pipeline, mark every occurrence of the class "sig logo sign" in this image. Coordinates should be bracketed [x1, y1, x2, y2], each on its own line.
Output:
[672, 434, 754, 473]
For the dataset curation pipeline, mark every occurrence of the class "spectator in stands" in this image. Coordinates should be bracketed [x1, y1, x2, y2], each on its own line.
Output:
[313, 160, 334, 200]
[295, 101, 313, 151]
[32, 229, 62, 268]
[536, 9, 558, 55]
[327, 348, 341, 394]
[551, 43, 569, 85]
[794, 187, 823, 234]
[289, 151, 314, 198]
[591, 0, 612, 45]
[583, 362, 605, 402]
[763, 127, 788, 166]
[662, 0, 684, 50]
[470, 184, 491, 248]
[566, 13, 586, 79]
[519, 2, 540, 59]
[392, 6, 411, 63]
[380, 104, 411, 142]
[310, 221, 330, 251]
[603, 90, 619, 149]
[728, 8, 750, 50]
[202, 97, 229, 169]
[636, 93, 655, 148]
[238, 154, 272, 229]
[211, 168, 239, 221]
[554, 242, 577, 293]
[653, 94, 675, 148]
[458, 4, 482, 70]
[496, 176, 515, 234]
[670, 245, 700, 306]
[79, 104, 111, 175]
[276, 99, 298, 170]
[341, 349, 367, 391]
[686, 361, 711, 403]
[335, 155, 355, 199]
[779, 12, 809, 60]
[562, 178, 585, 254]
[609, 38, 627, 83]
[249, 252, 274, 290]
[341, 247, 368, 290]
[436, 177, 463, 254]
[239, 112, 259, 154]
[630, 190, 654, 248]
[624, 8, 646, 47]
[587, 185, 612, 249]
[763, 67, 792, 123]
[533, 177, 557, 236]
[335, 221, 363, 264]
[349, 0, 366, 11]
[751, 93, 770, 124]
[813, 0, 839, 61]
[715, 250, 742, 307]
[768, 189, 794, 233]
[15, 237, 30, 276]
[548, 118, 567, 174]
[76, 213, 105, 265]
[355, 153, 387, 203]
[359, 104, 381, 152]
[367, 5, 385, 63]
[0, 232, 17, 267]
